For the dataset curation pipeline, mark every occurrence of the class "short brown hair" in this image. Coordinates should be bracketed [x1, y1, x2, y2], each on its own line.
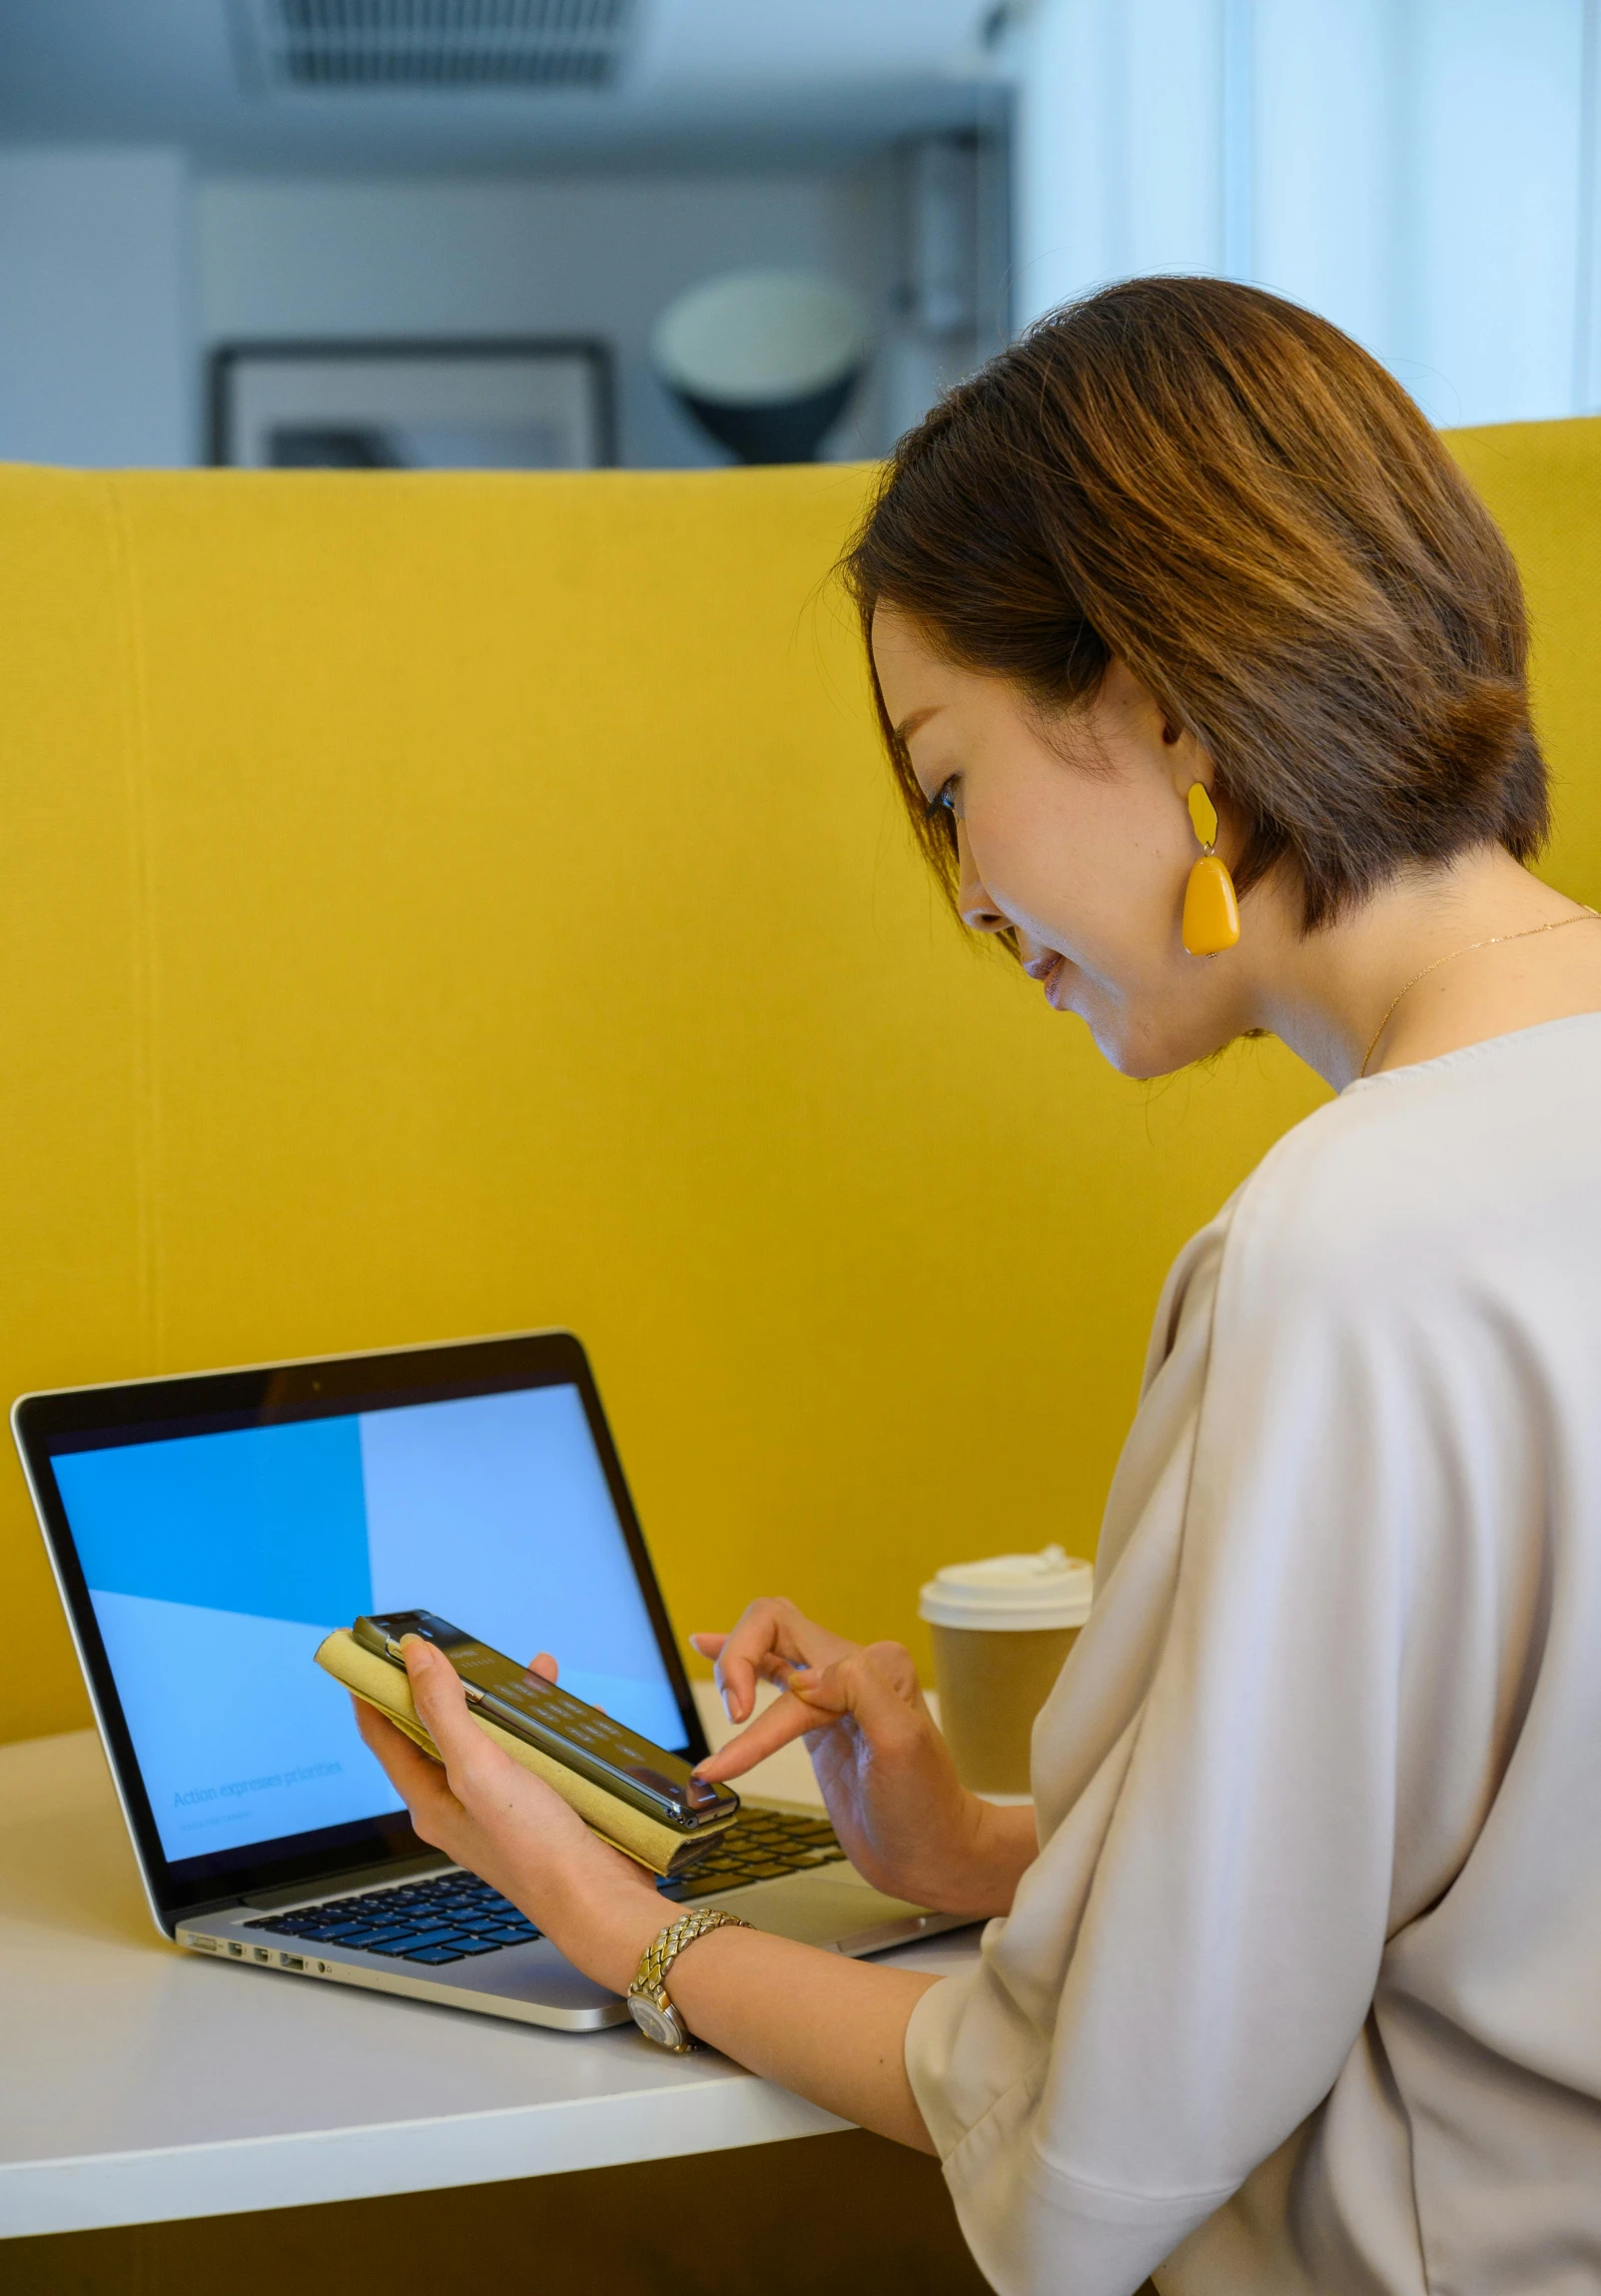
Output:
[846, 276, 1548, 930]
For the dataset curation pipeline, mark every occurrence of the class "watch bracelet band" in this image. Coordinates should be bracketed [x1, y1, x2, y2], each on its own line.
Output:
[630, 1906, 753, 2014]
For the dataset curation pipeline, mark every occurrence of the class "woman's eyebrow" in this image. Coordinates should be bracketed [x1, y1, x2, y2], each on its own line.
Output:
[894, 703, 944, 743]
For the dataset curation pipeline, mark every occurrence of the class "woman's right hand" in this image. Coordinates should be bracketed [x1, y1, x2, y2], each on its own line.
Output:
[689, 1598, 1037, 1918]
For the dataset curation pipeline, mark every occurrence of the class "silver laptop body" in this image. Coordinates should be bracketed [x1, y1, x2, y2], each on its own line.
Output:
[15, 1330, 970, 2031]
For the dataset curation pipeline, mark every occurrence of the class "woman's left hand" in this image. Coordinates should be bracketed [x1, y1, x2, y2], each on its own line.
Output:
[352, 1636, 664, 1994]
[358, 1638, 940, 2154]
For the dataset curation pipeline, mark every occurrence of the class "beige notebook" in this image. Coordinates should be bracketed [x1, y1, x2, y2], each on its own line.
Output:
[315, 1628, 737, 1880]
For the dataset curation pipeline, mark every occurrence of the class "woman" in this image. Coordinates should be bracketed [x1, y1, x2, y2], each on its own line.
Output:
[356, 279, 1601, 2294]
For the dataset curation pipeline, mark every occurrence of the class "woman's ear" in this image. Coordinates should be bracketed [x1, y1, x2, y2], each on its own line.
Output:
[1162, 718, 1214, 807]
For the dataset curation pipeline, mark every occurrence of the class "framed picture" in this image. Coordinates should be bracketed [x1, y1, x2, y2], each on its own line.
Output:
[208, 339, 614, 470]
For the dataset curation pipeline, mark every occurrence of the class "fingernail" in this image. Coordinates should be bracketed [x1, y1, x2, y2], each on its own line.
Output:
[720, 1687, 733, 1718]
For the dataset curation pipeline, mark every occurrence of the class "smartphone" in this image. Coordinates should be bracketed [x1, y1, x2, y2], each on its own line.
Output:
[353, 1610, 740, 1836]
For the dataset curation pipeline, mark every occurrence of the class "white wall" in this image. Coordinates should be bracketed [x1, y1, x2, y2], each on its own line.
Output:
[198, 171, 898, 467]
[1010, 0, 1599, 430]
[0, 146, 192, 464]
[0, 152, 904, 469]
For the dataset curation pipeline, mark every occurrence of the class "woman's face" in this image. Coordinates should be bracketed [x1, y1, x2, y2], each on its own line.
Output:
[871, 606, 1257, 1079]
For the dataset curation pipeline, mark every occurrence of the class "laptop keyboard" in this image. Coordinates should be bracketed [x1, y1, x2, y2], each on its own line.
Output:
[246, 1870, 539, 1963]
[243, 1808, 844, 1966]
[662, 1806, 845, 1899]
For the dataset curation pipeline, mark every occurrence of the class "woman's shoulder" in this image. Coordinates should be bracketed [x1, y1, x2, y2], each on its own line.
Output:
[1221, 1013, 1601, 1312]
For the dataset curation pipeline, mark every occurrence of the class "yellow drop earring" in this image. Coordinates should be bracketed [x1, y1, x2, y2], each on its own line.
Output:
[1182, 783, 1240, 956]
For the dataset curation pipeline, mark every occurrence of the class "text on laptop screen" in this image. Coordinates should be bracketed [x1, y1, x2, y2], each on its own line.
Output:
[49, 1385, 685, 1863]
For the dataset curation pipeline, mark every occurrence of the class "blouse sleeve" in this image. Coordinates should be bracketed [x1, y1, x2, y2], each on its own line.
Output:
[904, 1124, 1523, 2295]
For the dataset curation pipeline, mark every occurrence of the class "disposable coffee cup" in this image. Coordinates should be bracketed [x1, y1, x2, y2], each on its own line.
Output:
[919, 1545, 1094, 1799]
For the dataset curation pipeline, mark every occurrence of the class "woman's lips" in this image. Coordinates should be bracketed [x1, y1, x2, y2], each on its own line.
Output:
[1024, 952, 1069, 1008]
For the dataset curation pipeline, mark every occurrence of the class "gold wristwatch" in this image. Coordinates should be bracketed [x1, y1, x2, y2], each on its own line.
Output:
[625, 1908, 752, 2051]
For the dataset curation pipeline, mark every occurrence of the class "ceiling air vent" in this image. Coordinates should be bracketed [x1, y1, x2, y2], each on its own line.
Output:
[238, 0, 637, 92]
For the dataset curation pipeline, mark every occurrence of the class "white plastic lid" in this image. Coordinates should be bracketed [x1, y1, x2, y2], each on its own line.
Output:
[918, 1544, 1094, 1633]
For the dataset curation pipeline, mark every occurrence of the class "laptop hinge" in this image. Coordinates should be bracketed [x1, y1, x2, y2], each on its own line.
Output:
[241, 1849, 452, 1912]
[170, 1849, 451, 1926]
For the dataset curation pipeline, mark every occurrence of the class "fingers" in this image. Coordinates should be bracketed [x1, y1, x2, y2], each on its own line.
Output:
[526, 1652, 558, 1685]
[353, 1696, 437, 1787]
[401, 1636, 498, 1786]
[352, 1696, 461, 1840]
[693, 1642, 923, 1783]
[699, 1600, 857, 1726]
[699, 1600, 800, 1724]
[710, 1628, 759, 1727]
[830, 1643, 926, 1745]
[692, 1684, 826, 1780]
[695, 1653, 860, 1778]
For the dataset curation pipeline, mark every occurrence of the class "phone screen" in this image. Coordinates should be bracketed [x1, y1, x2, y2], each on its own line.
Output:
[360, 1610, 737, 1831]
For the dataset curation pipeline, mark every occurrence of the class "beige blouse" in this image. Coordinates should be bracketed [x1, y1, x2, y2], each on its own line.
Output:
[906, 1016, 1601, 2295]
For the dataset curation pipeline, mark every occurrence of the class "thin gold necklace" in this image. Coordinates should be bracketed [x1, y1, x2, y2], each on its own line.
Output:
[1358, 907, 1601, 1080]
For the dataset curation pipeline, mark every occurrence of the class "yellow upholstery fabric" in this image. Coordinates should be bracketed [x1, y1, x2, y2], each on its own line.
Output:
[1447, 419, 1601, 910]
[0, 428, 1590, 1746]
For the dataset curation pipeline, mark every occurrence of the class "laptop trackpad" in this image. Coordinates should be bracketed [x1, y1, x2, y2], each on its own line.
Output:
[695, 1868, 937, 1954]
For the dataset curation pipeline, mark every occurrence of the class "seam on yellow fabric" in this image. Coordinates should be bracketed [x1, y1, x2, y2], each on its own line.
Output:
[101, 475, 165, 1369]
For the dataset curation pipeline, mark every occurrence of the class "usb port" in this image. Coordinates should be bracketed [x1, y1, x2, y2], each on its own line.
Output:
[283, 1954, 306, 1971]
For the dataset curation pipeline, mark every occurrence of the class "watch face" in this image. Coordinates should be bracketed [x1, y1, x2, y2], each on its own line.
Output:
[627, 1993, 684, 2049]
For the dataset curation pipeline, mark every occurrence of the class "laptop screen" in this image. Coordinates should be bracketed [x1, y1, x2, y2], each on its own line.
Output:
[20, 1336, 700, 1907]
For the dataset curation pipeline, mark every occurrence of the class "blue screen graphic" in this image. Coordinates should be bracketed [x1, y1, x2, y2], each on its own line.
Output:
[52, 1384, 685, 1863]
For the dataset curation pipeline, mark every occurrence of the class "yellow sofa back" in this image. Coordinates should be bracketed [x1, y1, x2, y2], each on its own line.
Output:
[2, 429, 1595, 1746]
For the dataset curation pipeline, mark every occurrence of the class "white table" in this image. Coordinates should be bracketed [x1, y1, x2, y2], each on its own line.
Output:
[0, 1691, 980, 2239]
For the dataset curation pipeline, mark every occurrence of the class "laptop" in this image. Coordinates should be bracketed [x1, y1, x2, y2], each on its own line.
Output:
[14, 1330, 971, 2030]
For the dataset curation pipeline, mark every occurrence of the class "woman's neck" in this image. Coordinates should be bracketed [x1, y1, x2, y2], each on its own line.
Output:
[1248, 849, 1601, 1091]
